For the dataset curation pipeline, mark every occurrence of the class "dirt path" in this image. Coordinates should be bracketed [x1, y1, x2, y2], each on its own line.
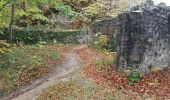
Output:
[2, 45, 87, 100]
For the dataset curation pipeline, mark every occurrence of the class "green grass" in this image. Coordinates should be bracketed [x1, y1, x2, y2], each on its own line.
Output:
[0, 45, 61, 97]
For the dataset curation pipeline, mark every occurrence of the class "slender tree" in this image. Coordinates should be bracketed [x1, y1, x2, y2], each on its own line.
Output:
[9, 3, 15, 42]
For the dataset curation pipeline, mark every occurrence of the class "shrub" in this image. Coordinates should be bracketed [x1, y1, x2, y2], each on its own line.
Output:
[127, 71, 142, 86]
[91, 33, 108, 50]
[0, 90, 4, 98]
[0, 40, 13, 54]
[0, 28, 81, 44]
[91, 33, 117, 52]
[107, 36, 117, 52]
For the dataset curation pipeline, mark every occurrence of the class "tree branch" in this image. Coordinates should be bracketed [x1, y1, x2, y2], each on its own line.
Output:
[0, 2, 10, 12]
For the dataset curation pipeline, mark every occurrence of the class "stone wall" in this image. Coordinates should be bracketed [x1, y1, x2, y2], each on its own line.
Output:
[0, 28, 90, 44]
[91, 18, 117, 37]
[91, 5, 170, 73]
[137, 5, 170, 72]
[67, 29, 91, 44]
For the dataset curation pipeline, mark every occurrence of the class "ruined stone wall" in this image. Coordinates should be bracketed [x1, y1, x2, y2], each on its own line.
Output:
[116, 12, 143, 70]
[138, 6, 170, 72]
[91, 19, 116, 36]
[91, 5, 170, 73]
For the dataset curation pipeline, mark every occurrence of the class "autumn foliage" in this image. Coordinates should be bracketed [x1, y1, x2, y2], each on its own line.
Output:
[76, 47, 170, 99]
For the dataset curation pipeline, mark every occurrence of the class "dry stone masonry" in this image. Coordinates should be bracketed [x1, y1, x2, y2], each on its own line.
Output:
[91, 3, 170, 73]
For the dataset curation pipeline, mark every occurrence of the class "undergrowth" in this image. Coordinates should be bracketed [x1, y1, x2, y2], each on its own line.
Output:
[127, 71, 142, 86]
[0, 45, 61, 97]
[90, 33, 117, 52]
[90, 34, 108, 50]
[0, 40, 14, 54]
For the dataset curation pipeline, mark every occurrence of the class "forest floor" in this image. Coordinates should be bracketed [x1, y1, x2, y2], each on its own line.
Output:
[2, 44, 170, 100]
[2, 44, 86, 100]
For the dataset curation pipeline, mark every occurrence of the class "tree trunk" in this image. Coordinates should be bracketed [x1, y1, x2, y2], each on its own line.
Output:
[9, 4, 15, 42]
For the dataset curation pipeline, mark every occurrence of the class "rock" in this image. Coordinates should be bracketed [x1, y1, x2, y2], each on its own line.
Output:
[160, 14, 166, 18]
[123, 70, 132, 76]
[149, 66, 163, 72]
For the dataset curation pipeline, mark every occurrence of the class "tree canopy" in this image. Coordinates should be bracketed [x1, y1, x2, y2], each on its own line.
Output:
[0, 0, 146, 29]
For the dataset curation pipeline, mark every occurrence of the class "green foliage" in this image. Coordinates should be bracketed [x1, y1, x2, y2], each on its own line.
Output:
[127, 71, 142, 86]
[91, 33, 117, 51]
[0, 40, 13, 54]
[63, 0, 95, 8]
[55, 3, 75, 19]
[47, 51, 60, 60]
[0, 28, 81, 44]
[0, 90, 4, 98]
[32, 14, 49, 21]
[82, 0, 145, 20]
[15, 9, 28, 18]
[107, 36, 117, 52]
[1, 46, 41, 69]
[0, 40, 11, 48]
[0, 5, 10, 28]
[91, 34, 108, 50]
[27, 7, 42, 14]
[83, 2, 102, 16]
[0, 0, 146, 30]
[0, 0, 77, 29]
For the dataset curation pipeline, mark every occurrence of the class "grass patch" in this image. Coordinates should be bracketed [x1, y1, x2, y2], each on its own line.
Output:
[0, 45, 61, 97]
[37, 73, 131, 100]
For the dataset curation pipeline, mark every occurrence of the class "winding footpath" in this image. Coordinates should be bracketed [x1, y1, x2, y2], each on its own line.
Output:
[2, 45, 87, 100]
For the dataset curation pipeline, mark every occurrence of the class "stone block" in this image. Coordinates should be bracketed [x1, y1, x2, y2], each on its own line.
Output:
[130, 12, 142, 19]
[118, 13, 128, 20]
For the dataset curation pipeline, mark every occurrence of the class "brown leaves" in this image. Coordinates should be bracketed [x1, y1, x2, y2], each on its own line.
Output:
[0, 45, 69, 96]
[14, 45, 68, 87]
[130, 70, 170, 99]
[77, 47, 170, 99]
